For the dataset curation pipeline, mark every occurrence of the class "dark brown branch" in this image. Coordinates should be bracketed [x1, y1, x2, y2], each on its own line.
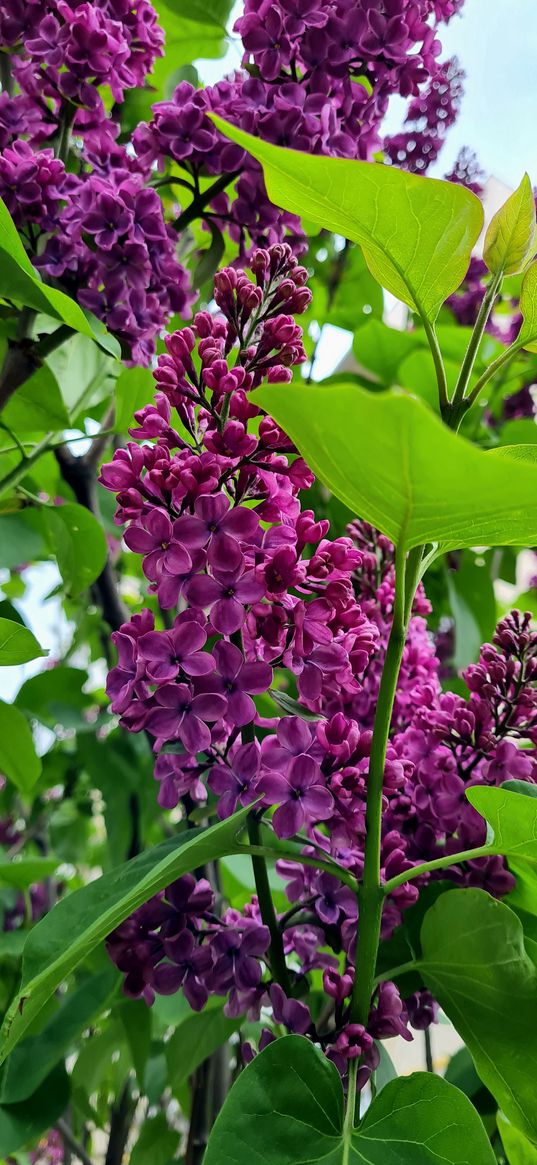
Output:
[105, 1079, 136, 1165]
[0, 325, 73, 414]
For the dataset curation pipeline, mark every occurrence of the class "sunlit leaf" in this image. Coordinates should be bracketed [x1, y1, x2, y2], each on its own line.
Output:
[211, 116, 483, 323]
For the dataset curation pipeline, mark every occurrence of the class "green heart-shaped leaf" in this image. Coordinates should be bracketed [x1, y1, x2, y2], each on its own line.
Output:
[204, 1035, 495, 1164]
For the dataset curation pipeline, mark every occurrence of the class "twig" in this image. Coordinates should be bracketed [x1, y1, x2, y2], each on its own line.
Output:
[56, 1119, 95, 1165]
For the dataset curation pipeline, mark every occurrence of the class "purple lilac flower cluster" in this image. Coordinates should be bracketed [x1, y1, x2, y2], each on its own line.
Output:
[384, 56, 464, 173]
[134, 0, 467, 257]
[0, 0, 192, 361]
[103, 246, 536, 1077]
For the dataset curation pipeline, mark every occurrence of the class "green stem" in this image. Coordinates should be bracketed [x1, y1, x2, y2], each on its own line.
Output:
[342, 1058, 358, 1160]
[235, 842, 358, 892]
[373, 960, 416, 987]
[465, 340, 522, 412]
[246, 815, 292, 994]
[382, 842, 497, 895]
[0, 432, 54, 498]
[422, 317, 449, 413]
[349, 543, 411, 1026]
[446, 270, 503, 422]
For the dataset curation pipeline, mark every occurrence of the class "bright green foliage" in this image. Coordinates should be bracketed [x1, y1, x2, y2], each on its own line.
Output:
[0, 199, 119, 355]
[204, 1035, 495, 1164]
[211, 115, 483, 323]
[255, 382, 537, 551]
[498, 1113, 537, 1164]
[0, 617, 44, 665]
[484, 175, 536, 277]
[420, 889, 537, 1140]
[0, 701, 41, 794]
[0, 857, 59, 888]
[0, 807, 250, 1064]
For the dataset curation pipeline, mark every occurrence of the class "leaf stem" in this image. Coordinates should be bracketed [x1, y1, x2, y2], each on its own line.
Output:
[342, 1058, 358, 1159]
[446, 270, 503, 420]
[465, 340, 523, 412]
[349, 543, 412, 1025]
[421, 317, 448, 413]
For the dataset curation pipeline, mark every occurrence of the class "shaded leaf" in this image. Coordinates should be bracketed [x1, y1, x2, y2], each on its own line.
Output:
[166, 1002, 240, 1093]
[0, 702, 41, 795]
[0, 1064, 69, 1158]
[45, 502, 107, 597]
[2, 364, 69, 433]
[420, 888, 537, 1140]
[0, 967, 117, 1103]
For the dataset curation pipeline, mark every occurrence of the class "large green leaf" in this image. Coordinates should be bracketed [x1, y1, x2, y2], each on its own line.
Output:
[211, 116, 483, 323]
[0, 807, 250, 1064]
[255, 383, 537, 552]
[0, 967, 117, 1103]
[0, 199, 119, 355]
[44, 502, 108, 597]
[0, 1064, 69, 1158]
[205, 1035, 495, 1164]
[114, 365, 154, 433]
[0, 617, 44, 665]
[0, 702, 41, 794]
[419, 888, 537, 1140]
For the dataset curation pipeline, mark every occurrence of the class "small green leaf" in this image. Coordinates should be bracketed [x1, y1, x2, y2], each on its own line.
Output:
[194, 220, 226, 288]
[498, 1112, 537, 1165]
[166, 1003, 240, 1094]
[255, 383, 537, 552]
[210, 115, 483, 323]
[484, 175, 536, 276]
[420, 888, 537, 1140]
[0, 807, 250, 1064]
[0, 618, 44, 665]
[45, 502, 108, 597]
[115, 365, 154, 433]
[204, 1035, 495, 1165]
[269, 689, 323, 721]
[0, 702, 41, 795]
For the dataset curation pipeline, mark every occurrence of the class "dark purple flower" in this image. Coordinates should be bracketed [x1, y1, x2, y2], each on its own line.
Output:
[199, 641, 273, 727]
[209, 741, 261, 818]
[145, 682, 227, 753]
[153, 930, 212, 1010]
[138, 616, 215, 683]
[261, 754, 334, 839]
[209, 925, 270, 993]
[270, 984, 311, 1033]
[185, 563, 265, 635]
[178, 493, 260, 573]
